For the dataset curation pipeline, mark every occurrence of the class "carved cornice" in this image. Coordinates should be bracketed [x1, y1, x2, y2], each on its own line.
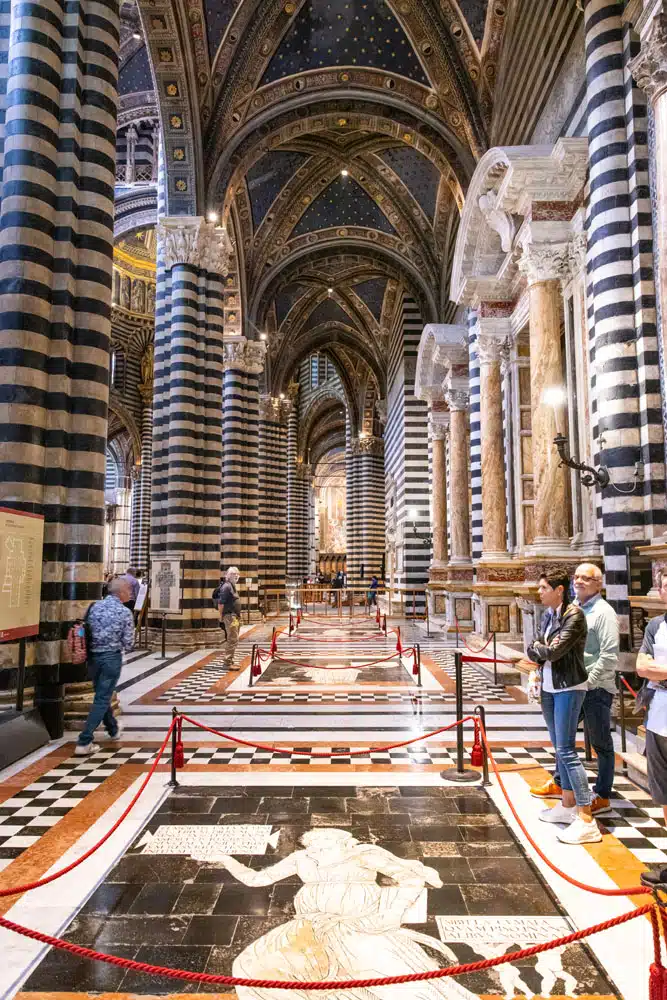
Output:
[159, 216, 233, 275]
[259, 394, 292, 423]
[630, 11, 667, 102]
[223, 338, 266, 374]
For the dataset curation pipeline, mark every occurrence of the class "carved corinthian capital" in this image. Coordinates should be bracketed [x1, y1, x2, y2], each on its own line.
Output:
[630, 12, 667, 103]
[517, 240, 572, 285]
[223, 338, 266, 374]
[159, 216, 233, 276]
[259, 394, 292, 423]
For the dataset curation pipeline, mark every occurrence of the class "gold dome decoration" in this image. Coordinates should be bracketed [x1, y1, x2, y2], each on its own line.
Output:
[284, 2, 296, 12]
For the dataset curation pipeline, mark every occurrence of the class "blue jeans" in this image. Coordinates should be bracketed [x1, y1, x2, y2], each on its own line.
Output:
[541, 688, 591, 807]
[78, 651, 122, 746]
[551, 688, 615, 799]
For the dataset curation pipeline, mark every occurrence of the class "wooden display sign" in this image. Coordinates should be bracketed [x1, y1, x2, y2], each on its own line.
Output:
[0, 508, 45, 642]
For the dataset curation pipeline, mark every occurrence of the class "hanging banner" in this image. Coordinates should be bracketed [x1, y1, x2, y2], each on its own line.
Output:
[0, 508, 45, 642]
[150, 555, 183, 613]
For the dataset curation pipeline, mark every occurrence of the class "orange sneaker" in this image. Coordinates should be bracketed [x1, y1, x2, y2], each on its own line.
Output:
[590, 796, 612, 816]
[530, 779, 561, 798]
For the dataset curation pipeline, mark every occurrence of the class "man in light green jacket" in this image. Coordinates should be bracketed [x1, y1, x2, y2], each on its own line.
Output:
[532, 563, 619, 815]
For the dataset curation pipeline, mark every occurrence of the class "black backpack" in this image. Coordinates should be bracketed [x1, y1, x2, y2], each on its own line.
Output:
[212, 585, 223, 607]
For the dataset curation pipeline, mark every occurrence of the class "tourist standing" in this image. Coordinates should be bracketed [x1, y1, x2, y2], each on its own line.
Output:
[531, 563, 619, 816]
[123, 566, 141, 611]
[218, 566, 242, 670]
[527, 573, 600, 844]
[75, 577, 134, 756]
[637, 571, 667, 826]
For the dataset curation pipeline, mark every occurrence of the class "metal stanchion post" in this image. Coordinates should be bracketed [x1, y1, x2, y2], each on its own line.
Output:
[441, 651, 478, 783]
[583, 718, 597, 772]
[249, 644, 257, 688]
[417, 644, 422, 688]
[426, 598, 430, 638]
[15, 638, 26, 713]
[455, 620, 459, 648]
[169, 707, 179, 788]
[476, 705, 490, 787]
[161, 614, 167, 659]
[619, 674, 627, 755]
[493, 632, 497, 686]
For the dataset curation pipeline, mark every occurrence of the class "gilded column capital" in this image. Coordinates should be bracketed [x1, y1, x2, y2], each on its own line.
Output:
[223, 337, 266, 374]
[287, 381, 300, 401]
[351, 435, 385, 457]
[159, 216, 233, 276]
[295, 461, 312, 482]
[259, 394, 292, 423]
[138, 344, 154, 405]
[630, 11, 667, 103]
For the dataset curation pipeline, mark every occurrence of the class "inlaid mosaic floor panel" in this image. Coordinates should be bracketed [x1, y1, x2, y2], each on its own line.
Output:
[20, 782, 619, 997]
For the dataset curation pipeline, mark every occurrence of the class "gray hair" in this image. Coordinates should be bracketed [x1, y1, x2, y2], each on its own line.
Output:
[110, 577, 131, 597]
[226, 566, 240, 580]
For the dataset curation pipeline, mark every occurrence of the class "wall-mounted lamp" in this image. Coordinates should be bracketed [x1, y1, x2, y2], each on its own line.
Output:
[207, 211, 219, 224]
[407, 507, 432, 549]
[543, 386, 611, 490]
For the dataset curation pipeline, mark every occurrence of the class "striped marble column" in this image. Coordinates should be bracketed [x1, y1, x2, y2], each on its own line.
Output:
[258, 395, 291, 605]
[286, 396, 309, 581]
[151, 217, 230, 642]
[345, 420, 361, 584]
[584, 0, 646, 631]
[130, 386, 153, 574]
[467, 311, 483, 564]
[221, 340, 265, 615]
[0, 0, 119, 734]
[357, 437, 386, 582]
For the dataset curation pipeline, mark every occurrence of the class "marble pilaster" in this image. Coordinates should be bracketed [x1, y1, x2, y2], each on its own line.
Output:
[429, 415, 449, 568]
[518, 241, 571, 554]
[477, 325, 509, 561]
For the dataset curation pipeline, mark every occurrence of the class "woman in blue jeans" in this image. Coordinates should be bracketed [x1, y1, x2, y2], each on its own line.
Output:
[527, 573, 601, 845]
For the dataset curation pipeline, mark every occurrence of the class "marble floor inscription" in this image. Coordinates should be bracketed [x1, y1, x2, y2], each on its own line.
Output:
[20, 783, 619, 998]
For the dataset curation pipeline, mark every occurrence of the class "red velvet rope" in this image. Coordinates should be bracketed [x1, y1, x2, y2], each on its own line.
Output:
[258, 650, 416, 671]
[621, 675, 638, 699]
[454, 618, 494, 653]
[461, 654, 514, 665]
[179, 713, 473, 757]
[293, 633, 387, 643]
[0, 904, 652, 989]
[479, 721, 650, 897]
[0, 719, 176, 899]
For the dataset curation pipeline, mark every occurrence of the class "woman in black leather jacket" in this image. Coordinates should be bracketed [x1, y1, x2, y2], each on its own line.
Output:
[526, 573, 599, 845]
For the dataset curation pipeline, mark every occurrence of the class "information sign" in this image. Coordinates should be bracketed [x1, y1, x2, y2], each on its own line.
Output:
[0, 508, 45, 642]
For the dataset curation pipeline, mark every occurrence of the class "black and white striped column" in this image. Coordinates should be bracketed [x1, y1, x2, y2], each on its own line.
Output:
[357, 437, 386, 581]
[258, 395, 290, 605]
[0, 0, 119, 733]
[585, 0, 648, 632]
[151, 217, 229, 641]
[130, 383, 153, 574]
[221, 340, 265, 615]
[286, 392, 309, 581]
[467, 310, 483, 564]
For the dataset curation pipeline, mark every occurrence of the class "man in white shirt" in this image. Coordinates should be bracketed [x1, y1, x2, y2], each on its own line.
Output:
[636, 569, 667, 822]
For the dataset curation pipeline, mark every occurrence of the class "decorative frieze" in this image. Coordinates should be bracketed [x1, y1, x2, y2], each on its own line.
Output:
[159, 216, 233, 276]
[223, 338, 266, 374]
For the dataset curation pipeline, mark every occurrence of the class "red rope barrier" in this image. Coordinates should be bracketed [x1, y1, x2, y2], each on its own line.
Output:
[0, 903, 652, 989]
[259, 650, 417, 671]
[621, 675, 638, 699]
[479, 722, 650, 898]
[293, 633, 387, 643]
[455, 618, 493, 653]
[461, 654, 515, 665]
[0, 719, 176, 899]
[179, 713, 474, 757]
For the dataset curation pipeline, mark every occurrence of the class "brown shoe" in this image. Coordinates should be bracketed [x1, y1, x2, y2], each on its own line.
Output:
[591, 796, 612, 816]
[530, 779, 561, 798]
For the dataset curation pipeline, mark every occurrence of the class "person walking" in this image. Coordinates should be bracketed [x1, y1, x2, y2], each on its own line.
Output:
[367, 575, 379, 608]
[531, 563, 619, 816]
[527, 572, 600, 844]
[218, 566, 242, 670]
[75, 577, 134, 756]
[123, 566, 140, 611]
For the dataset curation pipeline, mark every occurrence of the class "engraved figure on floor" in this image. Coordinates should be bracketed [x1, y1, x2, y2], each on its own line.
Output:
[202, 828, 477, 1000]
[439, 941, 576, 1000]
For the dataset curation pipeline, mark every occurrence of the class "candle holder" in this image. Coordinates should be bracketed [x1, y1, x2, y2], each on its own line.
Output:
[553, 433, 610, 489]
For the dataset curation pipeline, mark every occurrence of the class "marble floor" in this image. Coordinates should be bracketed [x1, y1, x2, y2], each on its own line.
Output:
[0, 612, 658, 1000]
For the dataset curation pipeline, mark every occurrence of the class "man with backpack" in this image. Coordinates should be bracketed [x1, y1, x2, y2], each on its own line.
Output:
[75, 577, 134, 756]
[217, 566, 242, 670]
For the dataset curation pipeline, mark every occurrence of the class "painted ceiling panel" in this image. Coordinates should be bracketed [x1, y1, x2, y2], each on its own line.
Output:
[247, 150, 311, 228]
[275, 282, 307, 326]
[119, 44, 153, 95]
[352, 277, 387, 320]
[458, 0, 488, 46]
[380, 146, 440, 222]
[261, 0, 429, 87]
[308, 298, 353, 327]
[205, 0, 240, 61]
[292, 176, 396, 236]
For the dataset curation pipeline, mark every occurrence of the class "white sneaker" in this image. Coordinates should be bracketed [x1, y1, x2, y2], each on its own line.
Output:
[557, 816, 602, 845]
[74, 742, 99, 757]
[100, 722, 124, 741]
[539, 803, 577, 824]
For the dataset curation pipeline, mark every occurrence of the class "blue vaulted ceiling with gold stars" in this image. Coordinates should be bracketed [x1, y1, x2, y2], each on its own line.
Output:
[119, 0, 511, 408]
